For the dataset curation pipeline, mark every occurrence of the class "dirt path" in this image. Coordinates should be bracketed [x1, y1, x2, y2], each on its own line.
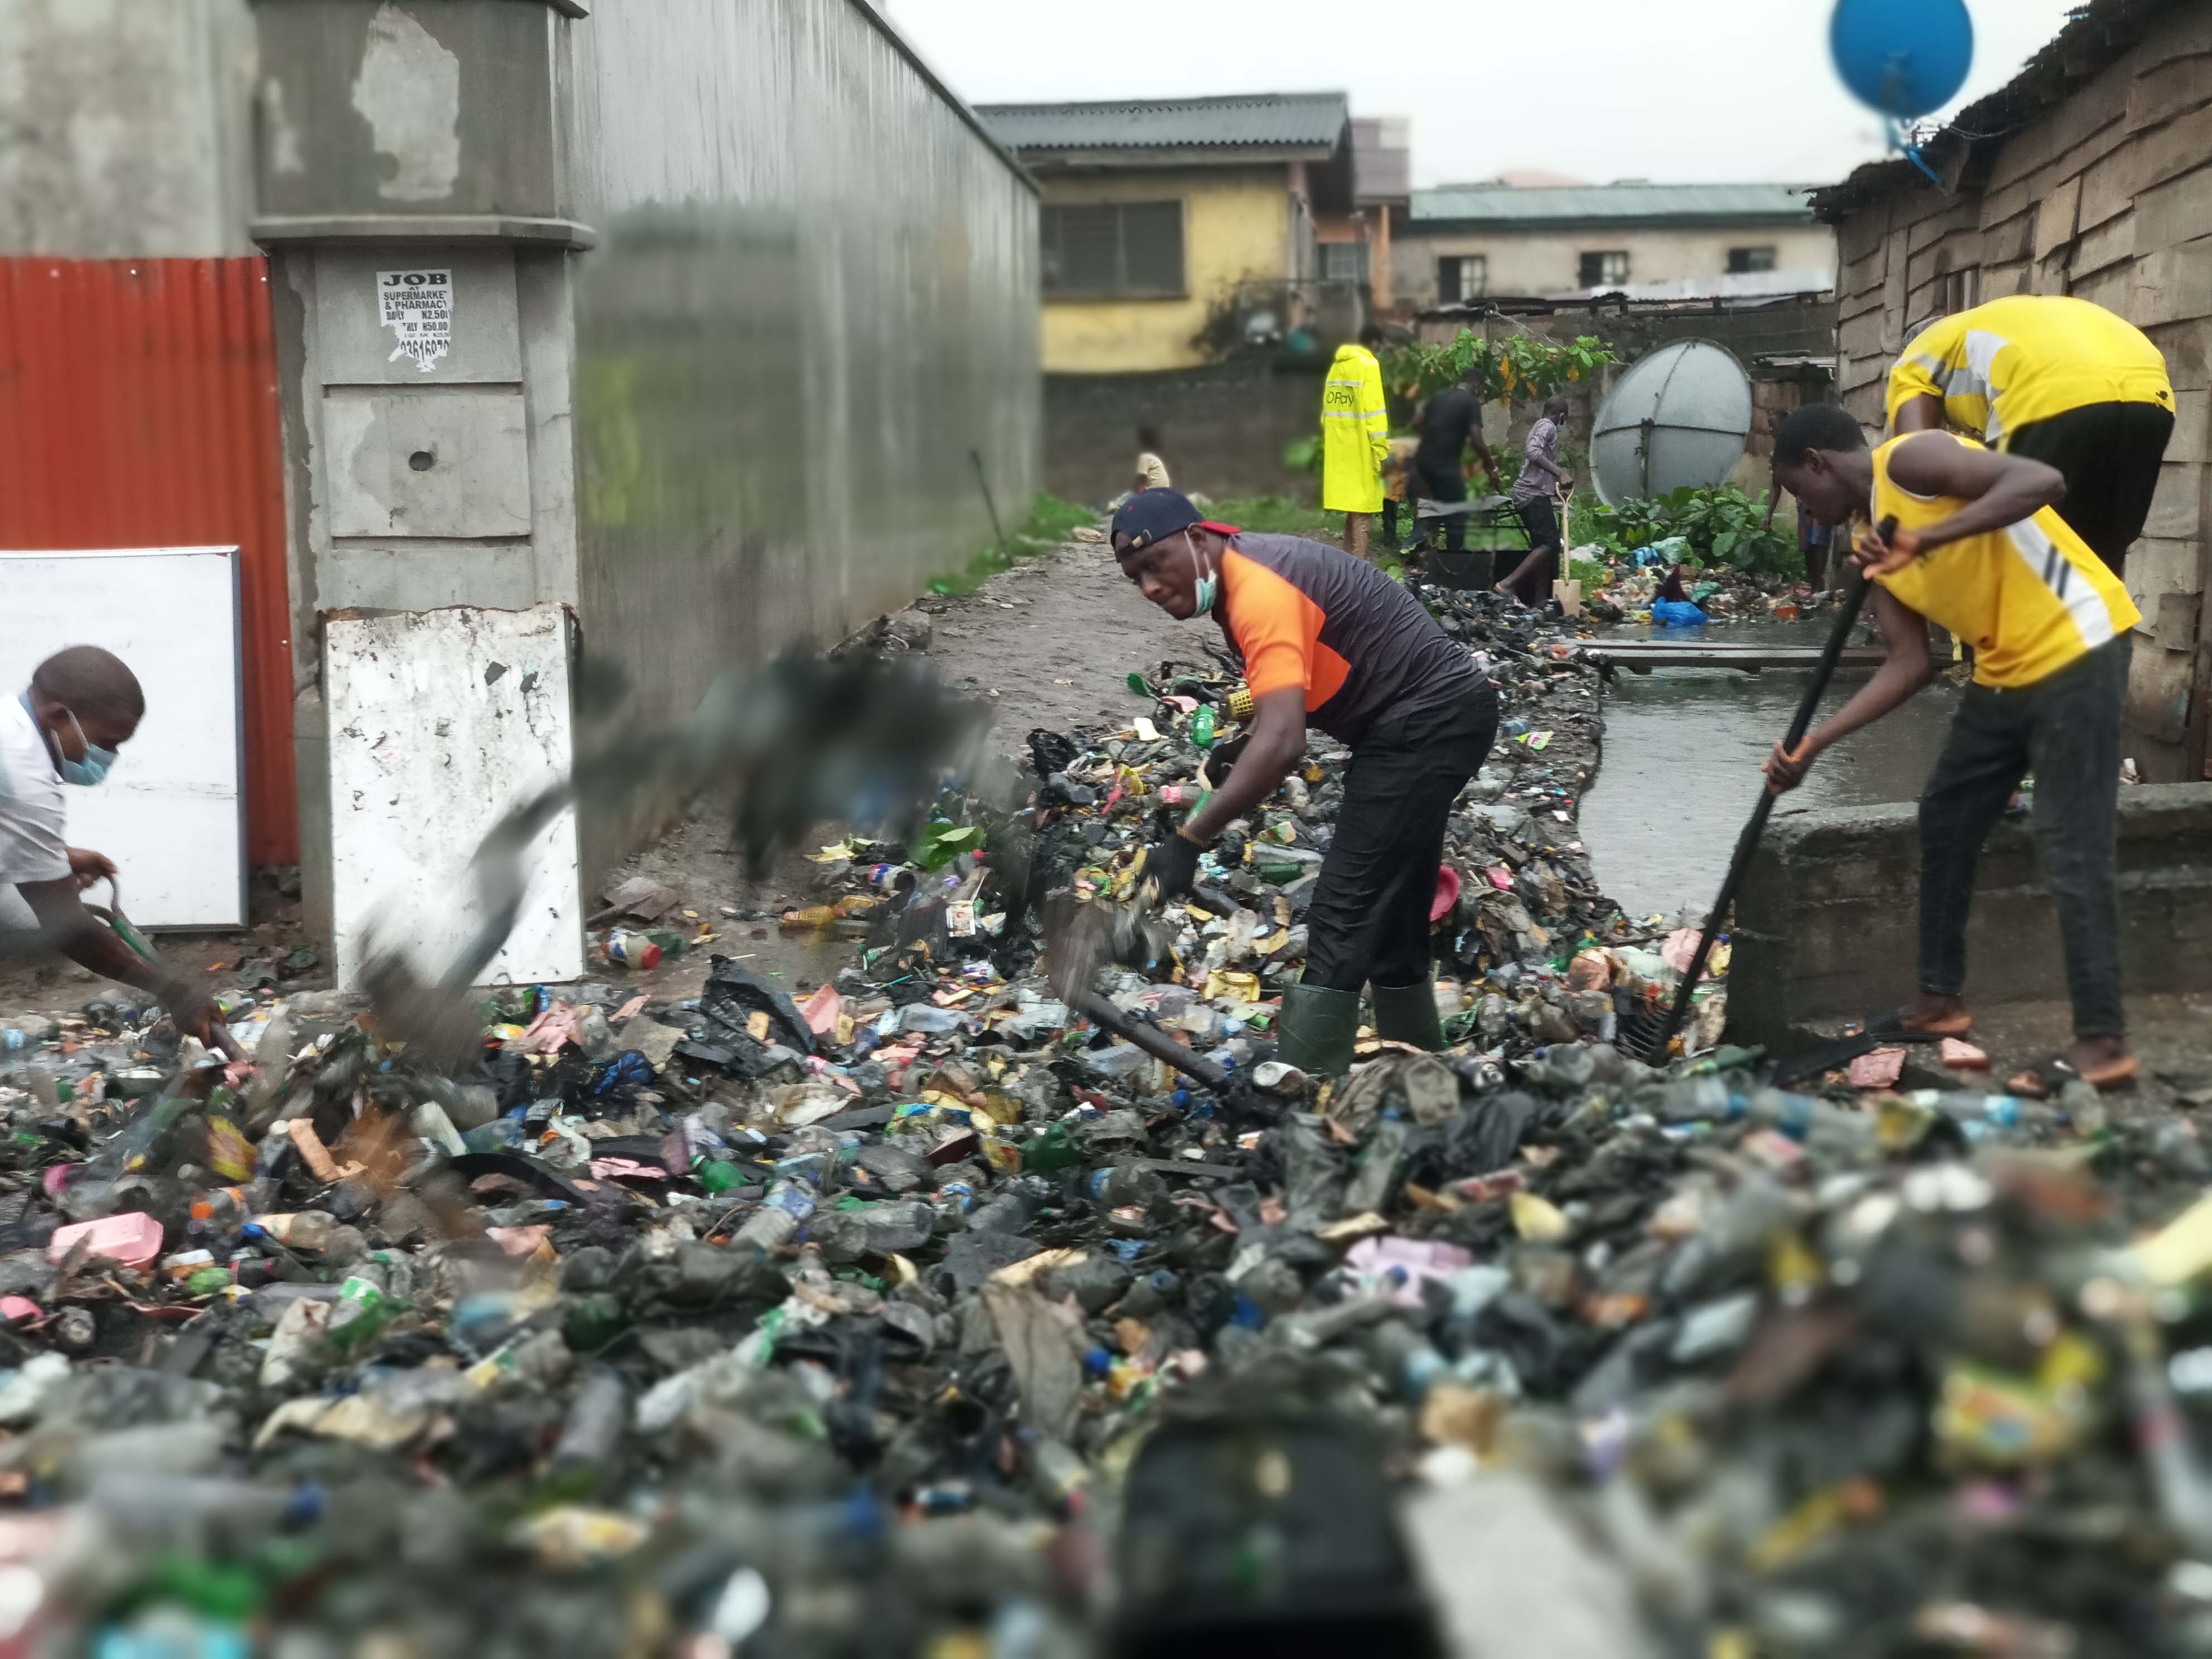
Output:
[917, 528, 1195, 754]
[594, 524, 1184, 996]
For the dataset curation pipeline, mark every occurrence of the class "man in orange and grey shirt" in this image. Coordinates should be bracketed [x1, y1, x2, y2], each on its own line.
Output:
[1110, 488, 1497, 1075]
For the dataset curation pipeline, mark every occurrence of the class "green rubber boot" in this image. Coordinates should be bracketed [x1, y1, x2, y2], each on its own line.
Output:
[1274, 982, 1362, 1076]
[1371, 980, 1445, 1051]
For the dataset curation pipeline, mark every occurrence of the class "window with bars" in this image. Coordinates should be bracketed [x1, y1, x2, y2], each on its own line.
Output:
[1728, 246, 1778, 274]
[1320, 240, 1369, 284]
[1579, 250, 1629, 288]
[1040, 202, 1185, 297]
[1437, 254, 1487, 303]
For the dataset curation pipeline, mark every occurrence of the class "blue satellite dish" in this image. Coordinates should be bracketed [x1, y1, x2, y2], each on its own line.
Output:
[1831, 0, 1974, 119]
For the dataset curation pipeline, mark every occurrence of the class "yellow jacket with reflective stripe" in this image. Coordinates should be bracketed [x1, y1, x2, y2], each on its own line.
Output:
[1871, 432, 2140, 688]
[1321, 343, 1389, 512]
[1885, 295, 2171, 447]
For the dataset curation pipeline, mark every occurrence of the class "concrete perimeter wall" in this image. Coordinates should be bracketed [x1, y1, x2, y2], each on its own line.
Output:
[562, 0, 1040, 876]
[1729, 784, 2212, 1047]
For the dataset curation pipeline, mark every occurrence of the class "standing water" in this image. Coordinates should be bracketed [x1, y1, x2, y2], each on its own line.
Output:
[1579, 618, 1962, 919]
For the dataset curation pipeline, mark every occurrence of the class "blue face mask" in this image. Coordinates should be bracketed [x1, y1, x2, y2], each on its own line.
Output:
[1187, 536, 1218, 617]
[37, 700, 116, 787]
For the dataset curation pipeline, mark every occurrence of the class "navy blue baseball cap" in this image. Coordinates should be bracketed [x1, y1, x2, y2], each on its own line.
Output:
[1110, 488, 1238, 552]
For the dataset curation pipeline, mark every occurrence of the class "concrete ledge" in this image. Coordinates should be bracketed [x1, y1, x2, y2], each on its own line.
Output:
[251, 216, 599, 251]
[1729, 783, 2212, 1048]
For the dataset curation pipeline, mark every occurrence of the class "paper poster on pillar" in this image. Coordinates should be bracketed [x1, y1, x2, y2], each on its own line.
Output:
[377, 269, 453, 372]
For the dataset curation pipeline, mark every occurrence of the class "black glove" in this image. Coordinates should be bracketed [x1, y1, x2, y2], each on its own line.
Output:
[1143, 830, 1204, 900]
[1201, 734, 1250, 788]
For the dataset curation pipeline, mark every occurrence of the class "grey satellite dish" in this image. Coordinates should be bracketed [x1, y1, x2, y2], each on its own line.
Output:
[1589, 339, 1754, 506]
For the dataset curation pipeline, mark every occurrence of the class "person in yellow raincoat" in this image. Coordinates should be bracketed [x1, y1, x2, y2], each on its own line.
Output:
[1321, 326, 1391, 560]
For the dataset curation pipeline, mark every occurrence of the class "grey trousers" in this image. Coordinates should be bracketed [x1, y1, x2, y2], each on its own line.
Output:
[1918, 634, 2130, 1039]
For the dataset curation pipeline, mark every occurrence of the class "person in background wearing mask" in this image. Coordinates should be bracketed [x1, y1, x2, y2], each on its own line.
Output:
[1, 646, 219, 1041]
[1110, 489, 1497, 1075]
[1497, 395, 1574, 604]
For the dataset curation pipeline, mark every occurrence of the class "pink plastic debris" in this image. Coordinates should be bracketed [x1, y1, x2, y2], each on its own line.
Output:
[47, 1212, 164, 1270]
[484, 1225, 553, 1258]
[1941, 1037, 1990, 1070]
[1347, 1235, 1474, 1309]
[1848, 1046, 1908, 1090]
[800, 983, 844, 1036]
[0, 1298, 37, 1323]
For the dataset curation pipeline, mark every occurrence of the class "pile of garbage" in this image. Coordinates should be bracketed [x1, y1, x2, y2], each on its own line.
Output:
[3, 615, 2209, 1653]
[1575, 541, 1833, 629]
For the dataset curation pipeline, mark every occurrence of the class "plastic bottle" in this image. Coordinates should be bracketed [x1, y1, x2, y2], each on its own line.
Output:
[968, 1177, 1047, 1236]
[1191, 705, 1217, 749]
[188, 1185, 258, 1242]
[551, 1369, 630, 1472]
[1117, 1268, 1180, 1319]
[734, 1176, 816, 1252]
[324, 1274, 401, 1356]
[1021, 1123, 1081, 1175]
[251, 1211, 336, 1253]
[1364, 1320, 1451, 1401]
[603, 929, 662, 969]
[410, 1100, 467, 1157]
[1086, 1163, 1165, 1210]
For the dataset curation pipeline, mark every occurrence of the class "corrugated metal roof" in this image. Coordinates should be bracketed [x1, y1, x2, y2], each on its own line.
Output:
[1411, 182, 1817, 224]
[975, 93, 1348, 154]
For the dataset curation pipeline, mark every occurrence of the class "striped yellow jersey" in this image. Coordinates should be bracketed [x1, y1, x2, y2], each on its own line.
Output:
[1886, 295, 2171, 445]
[1870, 432, 2140, 689]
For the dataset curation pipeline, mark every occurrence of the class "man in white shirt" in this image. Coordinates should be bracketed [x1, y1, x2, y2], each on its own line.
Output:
[2, 646, 217, 1039]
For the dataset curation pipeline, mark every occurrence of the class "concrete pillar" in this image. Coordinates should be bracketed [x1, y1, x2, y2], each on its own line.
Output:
[248, 0, 593, 979]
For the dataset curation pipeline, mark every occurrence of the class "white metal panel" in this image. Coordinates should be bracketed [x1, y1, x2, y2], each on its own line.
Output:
[0, 546, 245, 927]
[325, 603, 581, 989]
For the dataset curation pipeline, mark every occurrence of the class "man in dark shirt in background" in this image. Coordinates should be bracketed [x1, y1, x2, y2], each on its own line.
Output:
[1412, 368, 1503, 563]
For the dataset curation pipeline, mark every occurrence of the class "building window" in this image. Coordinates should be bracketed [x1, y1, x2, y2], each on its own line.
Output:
[1941, 266, 1980, 314]
[1579, 250, 1629, 288]
[1728, 246, 1778, 274]
[1438, 255, 1487, 303]
[1320, 240, 1369, 284]
[1040, 202, 1185, 297]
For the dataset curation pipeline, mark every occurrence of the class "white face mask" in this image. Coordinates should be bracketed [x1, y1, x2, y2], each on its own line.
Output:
[1187, 533, 1218, 616]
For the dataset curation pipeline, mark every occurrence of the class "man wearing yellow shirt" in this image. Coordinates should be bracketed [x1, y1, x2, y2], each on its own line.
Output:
[1889, 295, 2174, 579]
[1764, 404, 2141, 1097]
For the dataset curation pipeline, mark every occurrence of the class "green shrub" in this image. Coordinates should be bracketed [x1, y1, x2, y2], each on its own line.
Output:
[1576, 486, 1802, 578]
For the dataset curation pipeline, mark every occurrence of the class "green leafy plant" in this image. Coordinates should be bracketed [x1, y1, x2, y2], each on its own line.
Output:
[930, 492, 1097, 596]
[1575, 486, 1802, 577]
[1382, 328, 1617, 405]
[1282, 435, 1322, 477]
[909, 816, 984, 871]
[1210, 495, 1335, 538]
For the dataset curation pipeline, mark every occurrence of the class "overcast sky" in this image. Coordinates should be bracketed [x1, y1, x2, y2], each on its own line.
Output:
[887, 0, 2086, 188]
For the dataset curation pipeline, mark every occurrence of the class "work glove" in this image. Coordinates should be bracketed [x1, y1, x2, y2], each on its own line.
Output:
[1200, 734, 1250, 790]
[1142, 829, 1205, 901]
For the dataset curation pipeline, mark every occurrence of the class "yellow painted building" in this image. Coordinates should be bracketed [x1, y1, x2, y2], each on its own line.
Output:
[978, 94, 1388, 375]
[1035, 169, 1292, 372]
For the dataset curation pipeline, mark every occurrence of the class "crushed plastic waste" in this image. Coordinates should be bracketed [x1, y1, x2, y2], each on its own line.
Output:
[1, 592, 2203, 1655]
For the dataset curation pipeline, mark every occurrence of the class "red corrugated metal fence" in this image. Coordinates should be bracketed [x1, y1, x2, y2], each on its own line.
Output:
[0, 258, 295, 865]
